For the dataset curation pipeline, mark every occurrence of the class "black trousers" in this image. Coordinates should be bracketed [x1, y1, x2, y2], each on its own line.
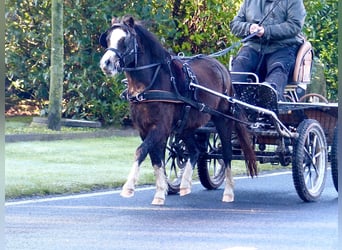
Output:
[231, 45, 299, 96]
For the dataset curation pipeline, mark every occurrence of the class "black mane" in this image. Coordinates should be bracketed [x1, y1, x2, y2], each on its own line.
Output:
[133, 22, 170, 61]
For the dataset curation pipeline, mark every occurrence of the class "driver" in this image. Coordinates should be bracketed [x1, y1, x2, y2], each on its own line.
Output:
[230, 0, 306, 100]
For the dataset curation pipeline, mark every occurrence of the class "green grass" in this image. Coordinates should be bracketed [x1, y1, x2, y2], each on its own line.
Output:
[5, 135, 283, 200]
[5, 116, 285, 200]
[5, 136, 154, 199]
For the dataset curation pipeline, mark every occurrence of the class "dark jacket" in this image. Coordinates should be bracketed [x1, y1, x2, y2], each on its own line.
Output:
[230, 0, 306, 54]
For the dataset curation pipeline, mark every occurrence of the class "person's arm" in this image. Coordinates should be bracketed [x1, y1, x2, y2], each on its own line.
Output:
[263, 0, 306, 40]
[230, 1, 252, 38]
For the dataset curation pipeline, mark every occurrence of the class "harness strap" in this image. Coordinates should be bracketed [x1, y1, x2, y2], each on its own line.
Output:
[128, 90, 184, 103]
[174, 105, 192, 135]
[175, 92, 246, 124]
[123, 62, 161, 72]
[123, 57, 251, 126]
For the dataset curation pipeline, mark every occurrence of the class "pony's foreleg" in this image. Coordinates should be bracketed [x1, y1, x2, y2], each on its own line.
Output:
[179, 159, 194, 196]
[151, 165, 168, 205]
[120, 161, 140, 198]
[121, 135, 155, 198]
[222, 166, 235, 202]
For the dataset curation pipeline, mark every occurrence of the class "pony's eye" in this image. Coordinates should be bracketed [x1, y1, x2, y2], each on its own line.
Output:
[118, 37, 127, 50]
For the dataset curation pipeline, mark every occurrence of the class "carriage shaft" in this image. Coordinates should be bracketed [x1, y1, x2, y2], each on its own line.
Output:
[189, 82, 297, 138]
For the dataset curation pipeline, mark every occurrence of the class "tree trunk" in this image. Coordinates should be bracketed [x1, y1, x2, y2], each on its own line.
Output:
[48, 0, 64, 130]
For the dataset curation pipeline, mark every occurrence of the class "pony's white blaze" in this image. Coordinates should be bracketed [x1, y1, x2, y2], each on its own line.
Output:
[99, 28, 127, 76]
[109, 28, 127, 49]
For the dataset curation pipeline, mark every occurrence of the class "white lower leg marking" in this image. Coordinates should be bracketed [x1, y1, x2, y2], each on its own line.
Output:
[121, 161, 140, 198]
[151, 165, 168, 205]
[222, 167, 235, 202]
[180, 160, 193, 196]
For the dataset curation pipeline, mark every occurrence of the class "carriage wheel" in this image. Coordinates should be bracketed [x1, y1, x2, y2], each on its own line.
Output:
[165, 136, 188, 194]
[292, 119, 327, 202]
[298, 93, 329, 103]
[331, 126, 338, 192]
[197, 131, 226, 190]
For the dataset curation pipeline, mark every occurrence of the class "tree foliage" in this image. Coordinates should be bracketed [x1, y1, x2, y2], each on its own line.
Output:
[303, 0, 338, 100]
[5, 0, 338, 125]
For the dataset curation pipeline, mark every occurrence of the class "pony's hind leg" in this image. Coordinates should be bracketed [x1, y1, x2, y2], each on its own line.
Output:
[222, 166, 235, 202]
[179, 159, 194, 196]
[179, 134, 198, 196]
[212, 116, 235, 202]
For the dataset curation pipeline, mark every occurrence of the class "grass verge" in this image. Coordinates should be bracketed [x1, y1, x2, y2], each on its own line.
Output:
[5, 135, 285, 200]
[5, 136, 148, 199]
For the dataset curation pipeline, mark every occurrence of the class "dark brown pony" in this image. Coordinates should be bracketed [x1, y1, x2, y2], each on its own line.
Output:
[100, 15, 256, 205]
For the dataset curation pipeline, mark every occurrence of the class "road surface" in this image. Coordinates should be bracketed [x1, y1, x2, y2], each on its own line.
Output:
[5, 170, 339, 250]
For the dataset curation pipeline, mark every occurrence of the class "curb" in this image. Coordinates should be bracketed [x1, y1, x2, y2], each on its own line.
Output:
[5, 129, 139, 143]
[31, 117, 102, 128]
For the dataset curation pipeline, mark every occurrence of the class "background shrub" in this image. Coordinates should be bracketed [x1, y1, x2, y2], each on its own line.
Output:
[5, 0, 338, 125]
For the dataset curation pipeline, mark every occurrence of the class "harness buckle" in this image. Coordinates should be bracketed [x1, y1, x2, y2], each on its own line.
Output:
[136, 93, 146, 102]
[120, 88, 129, 100]
[199, 103, 206, 112]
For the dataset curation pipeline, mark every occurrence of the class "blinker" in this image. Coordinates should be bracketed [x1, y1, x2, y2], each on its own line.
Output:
[99, 31, 108, 48]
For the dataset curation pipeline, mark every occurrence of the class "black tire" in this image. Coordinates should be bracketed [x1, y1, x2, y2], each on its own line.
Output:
[197, 132, 225, 190]
[331, 126, 338, 192]
[165, 137, 188, 194]
[292, 119, 327, 202]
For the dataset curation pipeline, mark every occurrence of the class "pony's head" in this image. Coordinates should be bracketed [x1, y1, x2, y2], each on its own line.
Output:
[99, 15, 138, 76]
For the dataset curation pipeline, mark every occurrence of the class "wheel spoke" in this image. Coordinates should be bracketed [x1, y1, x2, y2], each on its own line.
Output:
[302, 131, 323, 190]
[303, 133, 320, 176]
[303, 162, 313, 189]
[311, 133, 317, 155]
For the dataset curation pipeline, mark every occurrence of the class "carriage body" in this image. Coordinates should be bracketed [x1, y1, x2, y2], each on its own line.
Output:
[99, 16, 337, 204]
[167, 41, 338, 202]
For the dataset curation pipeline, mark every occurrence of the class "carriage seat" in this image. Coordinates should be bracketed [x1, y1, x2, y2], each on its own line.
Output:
[231, 40, 314, 102]
[285, 40, 314, 101]
[291, 40, 314, 84]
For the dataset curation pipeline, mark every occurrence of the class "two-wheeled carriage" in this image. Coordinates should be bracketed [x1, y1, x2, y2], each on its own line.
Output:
[100, 16, 337, 205]
[165, 41, 338, 202]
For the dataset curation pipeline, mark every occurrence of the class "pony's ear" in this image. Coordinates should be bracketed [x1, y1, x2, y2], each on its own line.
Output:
[99, 31, 108, 48]
[111, 17, 119, 26]
[122, 15, 135, 28]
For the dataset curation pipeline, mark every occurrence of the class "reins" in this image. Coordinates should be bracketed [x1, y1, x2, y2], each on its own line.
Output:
[111, 6, 279, 125]
[179, 0, 282, 59]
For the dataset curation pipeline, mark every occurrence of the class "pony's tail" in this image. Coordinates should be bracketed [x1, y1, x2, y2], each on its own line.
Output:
[234, 113, 258, 177]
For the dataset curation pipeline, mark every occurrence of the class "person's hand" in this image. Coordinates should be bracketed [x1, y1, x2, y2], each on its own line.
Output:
[250, 24, 264, 37]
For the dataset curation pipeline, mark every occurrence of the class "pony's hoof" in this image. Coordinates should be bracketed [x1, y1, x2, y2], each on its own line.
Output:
[120, 188, 134, 198]
[222, 194, 234, 202]
[179, 188, 191, 196]
[151, 197, 165, 205]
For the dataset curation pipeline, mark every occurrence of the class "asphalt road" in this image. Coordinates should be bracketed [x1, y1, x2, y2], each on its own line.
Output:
[5, 170, 339, 250]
